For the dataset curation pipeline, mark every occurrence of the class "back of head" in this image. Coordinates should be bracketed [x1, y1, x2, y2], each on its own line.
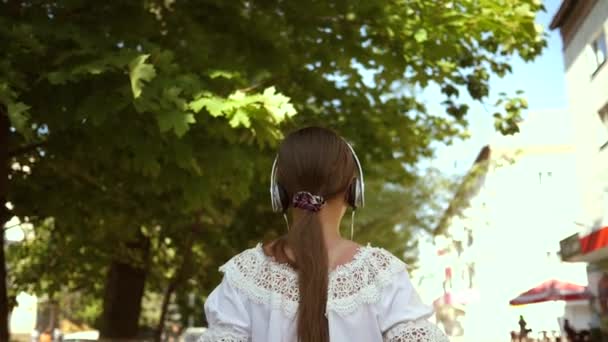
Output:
[273, 126, 356, 342]
[277, 126, 355, 203]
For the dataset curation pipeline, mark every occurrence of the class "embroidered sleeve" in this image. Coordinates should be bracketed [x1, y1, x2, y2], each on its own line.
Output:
[201, 276, 251, 342]
[383, 320, 449, 342]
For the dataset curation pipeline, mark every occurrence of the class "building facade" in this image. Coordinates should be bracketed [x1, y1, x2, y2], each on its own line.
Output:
[414, 111, 589, 341]
[552, 0, 608, 336]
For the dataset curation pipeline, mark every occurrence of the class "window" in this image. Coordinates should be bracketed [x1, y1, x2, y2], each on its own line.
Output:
[538, 171, 553, 185]
[600, 102, 608, 124]
[599, 102, 608, 151]
[590, 30, 607, 75]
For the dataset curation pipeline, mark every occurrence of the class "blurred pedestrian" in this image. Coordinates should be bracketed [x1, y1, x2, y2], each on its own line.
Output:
[30, 329, 39, 342]
[53, 327, 62, 341]
[39, 329, 52, 342]
[564, 319, 576, 338]
[518, 315, 532, 341]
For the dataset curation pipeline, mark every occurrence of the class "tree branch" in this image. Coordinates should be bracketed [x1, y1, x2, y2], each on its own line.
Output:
[8, 141, 47, 158]
[237, 75, 287, 93]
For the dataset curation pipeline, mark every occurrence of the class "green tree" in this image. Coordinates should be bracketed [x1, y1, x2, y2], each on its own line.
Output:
[1, 0, 545, 339]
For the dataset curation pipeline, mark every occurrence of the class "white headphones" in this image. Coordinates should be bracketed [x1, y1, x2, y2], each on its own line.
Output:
[270, 138, 365, 213]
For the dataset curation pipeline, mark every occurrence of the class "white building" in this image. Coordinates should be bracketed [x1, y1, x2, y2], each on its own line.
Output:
[415, 110, 589, 341]
[551, 0, 608, 336]
[552, 0, 608, 230]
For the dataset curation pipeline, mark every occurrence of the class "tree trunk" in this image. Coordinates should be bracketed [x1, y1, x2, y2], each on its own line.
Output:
[155, 279, 177, 342]
[47, 299, 59, 334]
[155, 226, 197, 342]
[99, 234, 150, 340]
[0, 106, 11, 341]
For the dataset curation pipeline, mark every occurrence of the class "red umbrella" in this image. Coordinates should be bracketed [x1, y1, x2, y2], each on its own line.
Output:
[509, 279, 590, 306]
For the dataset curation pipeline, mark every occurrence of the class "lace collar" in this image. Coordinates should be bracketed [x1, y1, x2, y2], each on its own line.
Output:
[219, 243, 406, 316]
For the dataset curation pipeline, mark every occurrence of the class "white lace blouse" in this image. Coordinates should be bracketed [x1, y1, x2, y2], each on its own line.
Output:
[200, 244, 449, 342]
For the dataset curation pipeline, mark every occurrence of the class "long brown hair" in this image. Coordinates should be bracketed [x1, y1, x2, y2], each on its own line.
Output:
[270, 127, 356, 342]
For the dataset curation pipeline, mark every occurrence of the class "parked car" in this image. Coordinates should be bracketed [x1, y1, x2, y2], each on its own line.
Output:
[62, 330, 99, 341]
[180, 327, 206, 342]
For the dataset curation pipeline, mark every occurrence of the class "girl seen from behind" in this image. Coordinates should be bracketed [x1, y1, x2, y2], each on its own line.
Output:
[200, 127, 449, 342]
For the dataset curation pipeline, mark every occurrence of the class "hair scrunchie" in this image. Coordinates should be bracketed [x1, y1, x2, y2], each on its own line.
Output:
[292, 191, 326, 212]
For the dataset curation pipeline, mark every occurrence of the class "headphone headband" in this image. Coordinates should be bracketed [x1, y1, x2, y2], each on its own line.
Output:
[270, 156, 282, 212]
[343, 140, 365, 208]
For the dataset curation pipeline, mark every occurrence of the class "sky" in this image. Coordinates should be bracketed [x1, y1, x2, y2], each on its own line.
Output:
[427, 0, 570, 176]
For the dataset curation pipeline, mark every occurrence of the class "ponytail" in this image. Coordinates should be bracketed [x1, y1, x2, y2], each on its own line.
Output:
[269, 126, 357, 342]
[272, 211, 329, 342]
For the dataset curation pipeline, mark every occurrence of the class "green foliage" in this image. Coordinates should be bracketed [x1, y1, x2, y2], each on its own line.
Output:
[434, 160, 492, 237]
[6, 219, 106, 299]
[129, 54, 158, 99]
[59, 291, 103, 328]
[0, 0, 546, 335]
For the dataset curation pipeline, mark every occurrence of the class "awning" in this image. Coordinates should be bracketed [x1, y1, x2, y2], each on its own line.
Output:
[509, 279, 590, 306]
[560, 226, 608, 262]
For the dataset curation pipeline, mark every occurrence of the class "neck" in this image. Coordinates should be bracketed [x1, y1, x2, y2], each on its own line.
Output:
[318, 210, 343, 247]
[292, 199, 346, 247]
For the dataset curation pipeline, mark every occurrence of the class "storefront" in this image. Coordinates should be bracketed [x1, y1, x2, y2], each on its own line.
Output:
[560, 226, 608, 334]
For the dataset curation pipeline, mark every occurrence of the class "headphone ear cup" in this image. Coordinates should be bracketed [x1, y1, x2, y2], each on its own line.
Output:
[347, 182, 358, 208]
[278, 185, 290, 212]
